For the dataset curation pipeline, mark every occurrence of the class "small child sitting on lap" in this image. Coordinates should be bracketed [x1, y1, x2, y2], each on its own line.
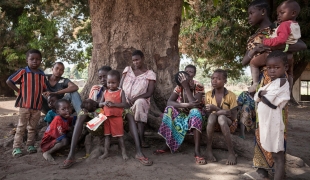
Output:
[205, 69, 238, 165]
[254, 50, 290, 180]
[44, 94, 60, 125]
[41, 99, 74, 164]
[99, 70, 128, 160]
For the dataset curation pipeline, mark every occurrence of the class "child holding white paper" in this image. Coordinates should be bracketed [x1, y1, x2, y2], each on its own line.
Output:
[99, 70, 128, 160]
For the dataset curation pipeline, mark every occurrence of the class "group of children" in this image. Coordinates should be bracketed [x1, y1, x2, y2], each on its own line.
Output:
[6, 51, 129, 162]
[5, 0, 300, 179]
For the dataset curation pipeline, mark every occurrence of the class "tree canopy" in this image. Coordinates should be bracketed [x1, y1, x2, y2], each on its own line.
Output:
[1, 0, 309, 97]
[0, 0, 92, 95]
[179, 0, 310, 79]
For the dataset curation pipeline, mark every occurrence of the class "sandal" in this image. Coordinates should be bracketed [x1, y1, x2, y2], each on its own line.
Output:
[60, 159, 76, 169]
[12, 148, 23, 157]
[153, 149, 168, 155]
[195, 156, 206, 165]
[135, 156, 153, 166]
[27, 146, 37, 154]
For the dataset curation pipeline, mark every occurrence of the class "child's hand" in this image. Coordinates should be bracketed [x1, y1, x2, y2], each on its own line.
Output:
[178, 73, 189, 87]
[259, 90, 267, 96]
[188, 100, 200, 108]
[252, 43, 271, 54]
[105, 101, 114, 107]
[42, 91, 51, 97]
[205, 104, 217, 112]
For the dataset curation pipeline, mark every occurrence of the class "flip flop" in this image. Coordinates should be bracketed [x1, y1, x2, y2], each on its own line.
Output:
[60, 159, 76, 169]
[153, 149, 168, 155]
[195, 156, 206, 165]
[135, 156, 153, 166]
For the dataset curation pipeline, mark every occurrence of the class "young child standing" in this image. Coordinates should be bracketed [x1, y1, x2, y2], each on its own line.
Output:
[41, 99, 74, 164]
[44, 94, 60, 125]
[205, 69, 238, 165]
[254, 50, 290, 180]
[6, 49, 47, 157]
[248, 0, 300, 92]
[99, 70, 128, 160]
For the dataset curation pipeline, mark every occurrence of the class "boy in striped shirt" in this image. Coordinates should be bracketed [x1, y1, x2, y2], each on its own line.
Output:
[6, 49, 47, 157]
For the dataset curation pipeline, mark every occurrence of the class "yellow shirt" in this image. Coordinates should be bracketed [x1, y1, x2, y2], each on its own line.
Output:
[205, 88, 238, 111]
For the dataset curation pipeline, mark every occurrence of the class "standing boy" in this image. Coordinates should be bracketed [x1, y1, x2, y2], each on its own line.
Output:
[6, 49, 47, 157]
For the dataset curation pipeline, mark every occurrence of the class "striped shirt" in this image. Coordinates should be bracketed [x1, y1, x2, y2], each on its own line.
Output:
[8, 66, 47, 110]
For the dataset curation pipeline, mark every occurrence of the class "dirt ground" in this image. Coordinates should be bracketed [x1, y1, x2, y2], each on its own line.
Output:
[0, 99, 309, 180]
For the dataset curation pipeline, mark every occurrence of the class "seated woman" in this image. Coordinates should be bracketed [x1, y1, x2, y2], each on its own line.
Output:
[120, 50, 156, 148]
[155, 70, 206, 165]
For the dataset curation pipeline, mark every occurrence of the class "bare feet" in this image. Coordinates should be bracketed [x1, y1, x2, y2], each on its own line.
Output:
[43, 152, 57, 164]
[206, 150, 216, 162]
[226, 153, 237, 165]
[248, 83, 258, 93]
[98, 152, 109, 159]
[121, 147, 128, 160]
[122, 152, 129, 160]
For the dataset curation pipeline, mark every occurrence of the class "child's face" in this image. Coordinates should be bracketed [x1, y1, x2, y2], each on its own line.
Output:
[98, 70, 108, 87]
[266, 57, 287, 80]
[56, 102, 71, 118]
[52, 63, 65, 78]
[248, 6, 265, 26]
[277, 3, 296, 23]
[211, 72, 226, 89]
[107, 75, 119, 91]
[47, 96, 58, 110]
[82, 99, 98, 112]
[27, 53, 42, 70]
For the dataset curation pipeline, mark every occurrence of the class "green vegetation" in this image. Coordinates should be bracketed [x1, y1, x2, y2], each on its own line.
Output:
[180, 0, 310, 79]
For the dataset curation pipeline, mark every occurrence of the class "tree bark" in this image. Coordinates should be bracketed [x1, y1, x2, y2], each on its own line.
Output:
[82, 0, 182, 128]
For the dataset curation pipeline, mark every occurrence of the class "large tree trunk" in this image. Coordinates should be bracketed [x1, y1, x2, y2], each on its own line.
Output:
[82, 0, 182, 128]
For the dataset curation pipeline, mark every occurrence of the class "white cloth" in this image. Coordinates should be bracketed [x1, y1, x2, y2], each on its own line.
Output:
[254, 78, 290, 153]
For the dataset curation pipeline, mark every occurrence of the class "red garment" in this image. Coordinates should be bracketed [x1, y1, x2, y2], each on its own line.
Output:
[104, 116, 123, 137]
[103, 89, 123, 116]
[8, 67, 47, 110]
[40, 115, 72, 152]
[263, 21, 292, 46]
[103, 89, 124, 137]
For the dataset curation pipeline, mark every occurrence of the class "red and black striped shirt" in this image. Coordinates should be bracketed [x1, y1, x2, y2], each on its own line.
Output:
[8, 66, 47, 110]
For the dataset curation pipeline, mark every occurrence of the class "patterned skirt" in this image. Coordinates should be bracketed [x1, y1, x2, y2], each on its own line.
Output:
[237, 91, 256, 131]
[253, 70, 288, 169]
[158, 106, 203, 153]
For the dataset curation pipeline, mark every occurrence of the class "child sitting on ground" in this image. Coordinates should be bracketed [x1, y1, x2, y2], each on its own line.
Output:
[6, 49, 47, 157]
[248, 0, 300, 92]
[205, 69, 238, 165]
[44, 94, 61, 125]
[99, 70, 128, 160]
[254, 50, 290, 180]
[41, 99, 74, 164]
